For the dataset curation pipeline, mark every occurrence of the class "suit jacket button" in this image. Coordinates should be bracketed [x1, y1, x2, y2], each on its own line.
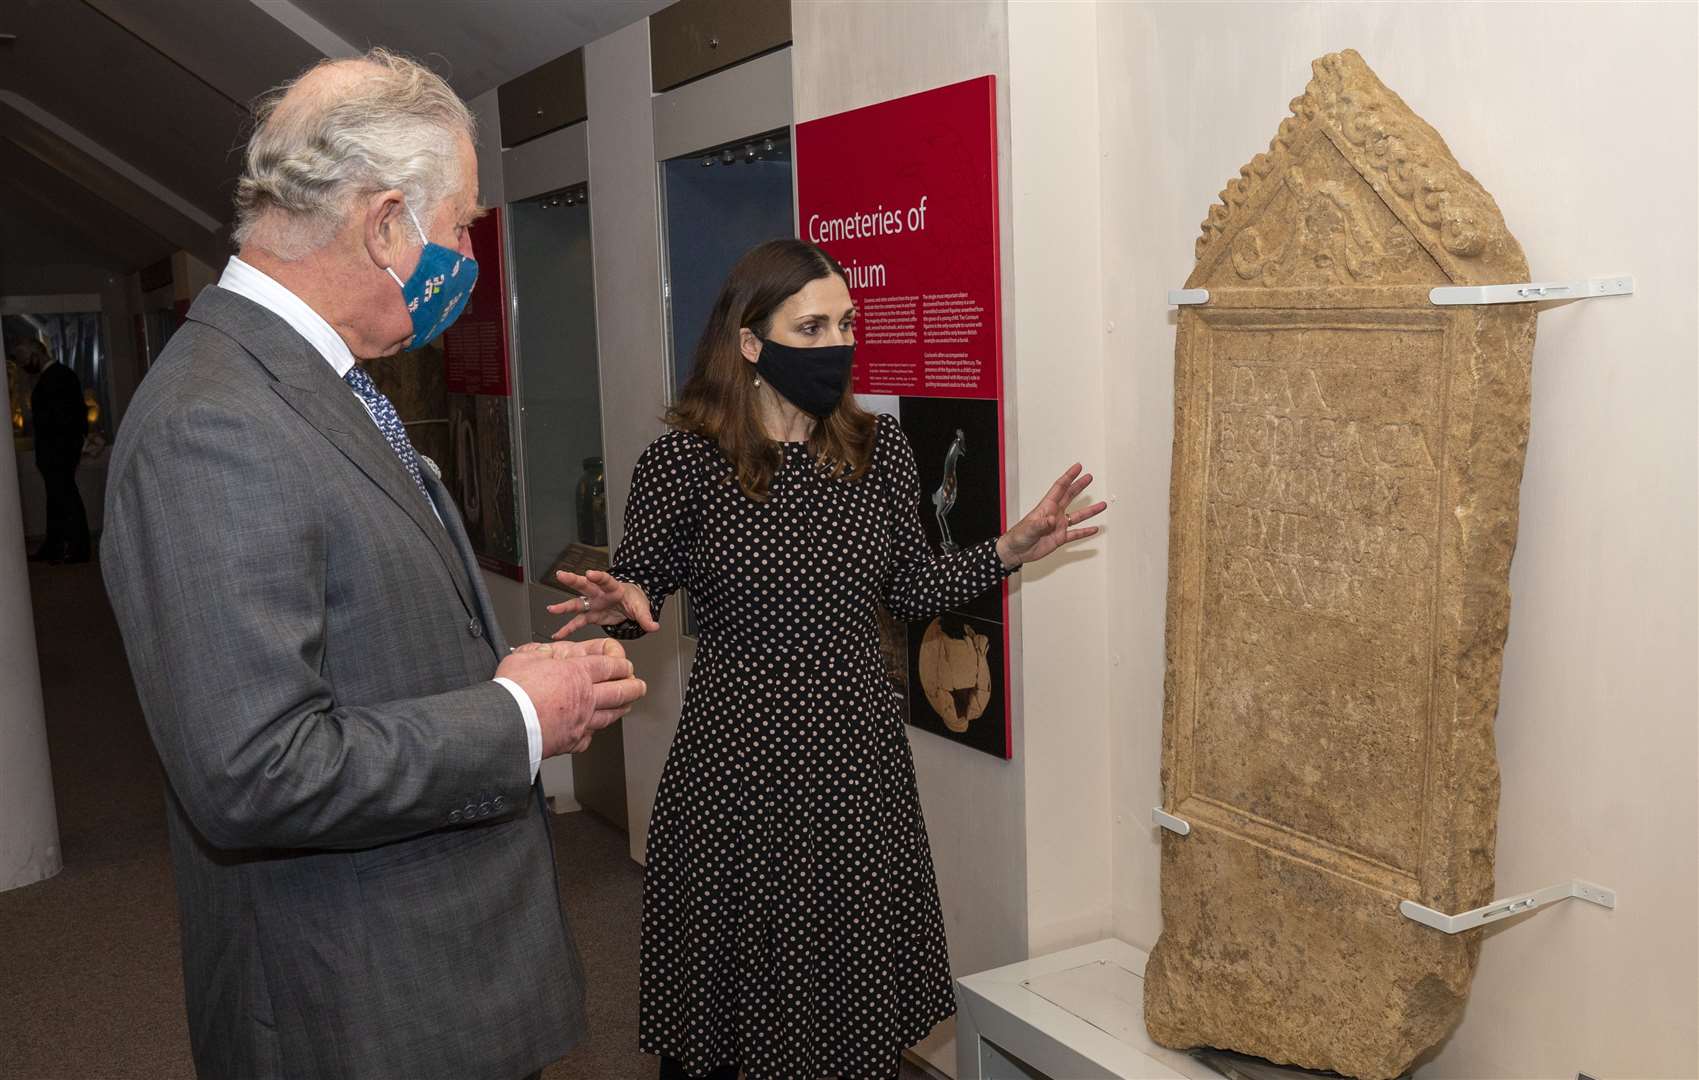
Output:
[463, 803, 477, 819]
[467, 617, 483, 639]
[479, 801, 492, 817]
[493, 795, 506, 810]
[449, 809, 463, 823]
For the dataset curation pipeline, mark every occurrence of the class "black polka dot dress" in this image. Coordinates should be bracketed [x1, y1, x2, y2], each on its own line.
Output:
[607, 414, 1015, 1080]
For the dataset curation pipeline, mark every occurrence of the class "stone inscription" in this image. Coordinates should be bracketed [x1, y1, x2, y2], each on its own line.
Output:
[1206, 326, 1441, 628]
[1192, 320, 1444, 874]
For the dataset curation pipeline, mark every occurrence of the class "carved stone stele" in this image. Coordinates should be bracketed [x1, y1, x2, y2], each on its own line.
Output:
[1143, 50, 1536, 1079]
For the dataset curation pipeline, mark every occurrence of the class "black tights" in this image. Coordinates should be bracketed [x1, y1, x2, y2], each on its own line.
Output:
[658, 1056, 738, 1080]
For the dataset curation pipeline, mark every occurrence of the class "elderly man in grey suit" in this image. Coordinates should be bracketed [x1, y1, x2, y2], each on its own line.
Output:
[101, 49, 645, 1080]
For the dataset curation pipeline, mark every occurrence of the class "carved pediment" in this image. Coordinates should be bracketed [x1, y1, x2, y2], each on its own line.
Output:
[1188, 49, 1528, 289]
[1200, 133, 1447, 289]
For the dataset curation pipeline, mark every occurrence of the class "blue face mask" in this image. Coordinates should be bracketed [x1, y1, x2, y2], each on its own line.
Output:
[385, 202, 478, 349]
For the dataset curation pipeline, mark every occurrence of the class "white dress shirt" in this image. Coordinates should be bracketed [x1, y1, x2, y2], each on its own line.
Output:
[216, 257, 543, 782]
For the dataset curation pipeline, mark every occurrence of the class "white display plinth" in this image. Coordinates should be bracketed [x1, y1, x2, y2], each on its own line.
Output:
[956, 939, 1220, 1080]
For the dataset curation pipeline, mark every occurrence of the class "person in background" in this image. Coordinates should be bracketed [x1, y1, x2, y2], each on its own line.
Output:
[552, 239, 1106, 1080]
[14, 336, 90, 564]
[101, 49, 646, 1080]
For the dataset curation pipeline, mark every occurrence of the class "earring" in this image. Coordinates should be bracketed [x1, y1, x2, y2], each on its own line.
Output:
[753, 376, 762, 387]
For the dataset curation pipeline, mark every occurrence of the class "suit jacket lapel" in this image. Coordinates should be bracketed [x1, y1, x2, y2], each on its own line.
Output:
[422, 465, 509, 656]
[187, 288, 478, 619]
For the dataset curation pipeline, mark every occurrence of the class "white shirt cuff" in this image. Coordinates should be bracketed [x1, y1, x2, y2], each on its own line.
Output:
[493, 677, 542, 782]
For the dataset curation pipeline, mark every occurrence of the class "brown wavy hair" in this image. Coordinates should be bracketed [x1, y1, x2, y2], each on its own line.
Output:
[667, 239, 876, 501]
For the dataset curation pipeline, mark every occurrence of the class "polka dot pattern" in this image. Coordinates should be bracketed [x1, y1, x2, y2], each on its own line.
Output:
[607, 414, 1014, 1080]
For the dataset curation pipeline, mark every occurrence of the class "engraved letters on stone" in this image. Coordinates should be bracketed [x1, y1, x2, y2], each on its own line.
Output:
[1143, 50, 1537, 1080]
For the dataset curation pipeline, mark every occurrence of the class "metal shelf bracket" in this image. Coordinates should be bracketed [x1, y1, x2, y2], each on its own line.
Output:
[1151, 807, 1191, 836]
[1430, 275, 1634, 306]
[1399, 879, 1616, 934]
[1168, 288, 1209, 306]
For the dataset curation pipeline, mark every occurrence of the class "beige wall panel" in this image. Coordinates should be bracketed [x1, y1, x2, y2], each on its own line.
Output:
[652, 47, 792, 162]
[585, 19, 688, 864]
[503, 123, 591, 206]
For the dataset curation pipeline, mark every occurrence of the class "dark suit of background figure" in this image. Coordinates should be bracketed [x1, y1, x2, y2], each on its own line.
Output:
[102, 287, 586, 1080]
[30, 359, 90, 561]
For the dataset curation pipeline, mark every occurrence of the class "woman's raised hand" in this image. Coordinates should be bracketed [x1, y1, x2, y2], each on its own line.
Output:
[994, 463, 1107, 568]
[547, 569, 660, 638]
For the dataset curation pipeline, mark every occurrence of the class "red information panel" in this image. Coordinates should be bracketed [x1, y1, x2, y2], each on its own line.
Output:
[444, 207, 512, 397]
[797, 76, 1003, 402]
[798, 77, 1012, 760]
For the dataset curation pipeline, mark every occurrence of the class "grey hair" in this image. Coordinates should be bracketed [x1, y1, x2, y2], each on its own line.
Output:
[232, 48, 476, 260]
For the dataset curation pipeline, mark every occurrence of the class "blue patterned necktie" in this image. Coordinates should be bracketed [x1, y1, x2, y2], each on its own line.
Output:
[343, 364, 430, 505]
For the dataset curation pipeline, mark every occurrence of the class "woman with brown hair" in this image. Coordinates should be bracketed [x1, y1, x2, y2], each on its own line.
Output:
[550, 239, 1103, 1080]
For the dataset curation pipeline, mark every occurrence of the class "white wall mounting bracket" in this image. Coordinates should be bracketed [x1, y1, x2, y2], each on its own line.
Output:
[1168, 288, 1209, 306]
[1430, 275, 1634, 306]
[1151, 807, 1191, 836]
[1399, 879, 1616, 934]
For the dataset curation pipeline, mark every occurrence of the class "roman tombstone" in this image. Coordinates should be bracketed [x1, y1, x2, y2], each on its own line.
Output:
[1143, 50, 1536, 1079]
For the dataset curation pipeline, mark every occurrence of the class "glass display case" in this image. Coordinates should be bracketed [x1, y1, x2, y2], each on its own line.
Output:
[659, 127, 795, 398]
[510, 183, 607, 609]
[509, 180, 628, 829]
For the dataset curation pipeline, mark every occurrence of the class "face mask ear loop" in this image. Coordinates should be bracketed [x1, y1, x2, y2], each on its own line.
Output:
[403, 201, 428, 245]
[386, 201, 428, 289]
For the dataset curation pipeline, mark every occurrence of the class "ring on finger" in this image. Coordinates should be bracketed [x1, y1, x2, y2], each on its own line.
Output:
[580, 595, 591, 613]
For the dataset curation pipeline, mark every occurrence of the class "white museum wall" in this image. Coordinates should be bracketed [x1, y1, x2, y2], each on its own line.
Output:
[1004, 0, 1115, 958]
[1096, 3, 1699, 1077]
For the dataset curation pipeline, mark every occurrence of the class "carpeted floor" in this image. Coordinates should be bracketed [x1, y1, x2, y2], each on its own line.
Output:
[0, 557, 650, 1080]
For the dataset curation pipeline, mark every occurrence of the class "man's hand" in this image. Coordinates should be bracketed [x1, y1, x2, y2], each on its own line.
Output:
[496, 638, 647, 756]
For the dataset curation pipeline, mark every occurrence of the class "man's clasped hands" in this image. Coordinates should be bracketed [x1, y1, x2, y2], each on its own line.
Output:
[497, 637, 647, 756]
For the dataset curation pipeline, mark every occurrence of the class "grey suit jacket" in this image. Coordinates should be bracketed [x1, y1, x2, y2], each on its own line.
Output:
[102, 287, 586, 1079]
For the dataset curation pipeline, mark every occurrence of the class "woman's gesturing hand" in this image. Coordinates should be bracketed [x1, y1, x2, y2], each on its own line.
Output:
[995, 463, 1107, 569]
[547, 569, 661, 638]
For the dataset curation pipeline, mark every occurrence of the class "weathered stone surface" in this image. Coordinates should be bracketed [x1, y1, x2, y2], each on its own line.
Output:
[1144, 50, 1537, 1080]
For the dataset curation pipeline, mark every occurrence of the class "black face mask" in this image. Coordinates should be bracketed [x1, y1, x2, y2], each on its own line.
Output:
[753, 335, 855, 419]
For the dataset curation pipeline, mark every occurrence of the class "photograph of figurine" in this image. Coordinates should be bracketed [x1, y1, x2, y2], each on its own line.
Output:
[932, 427, 967, 553]
[900, 397, 1005, 625]
[896, 396, 1009, 756]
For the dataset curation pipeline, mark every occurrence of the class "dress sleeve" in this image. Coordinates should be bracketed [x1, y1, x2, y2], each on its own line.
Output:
[605, 433, 700, 638]
[877, 414, 1017, 622]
